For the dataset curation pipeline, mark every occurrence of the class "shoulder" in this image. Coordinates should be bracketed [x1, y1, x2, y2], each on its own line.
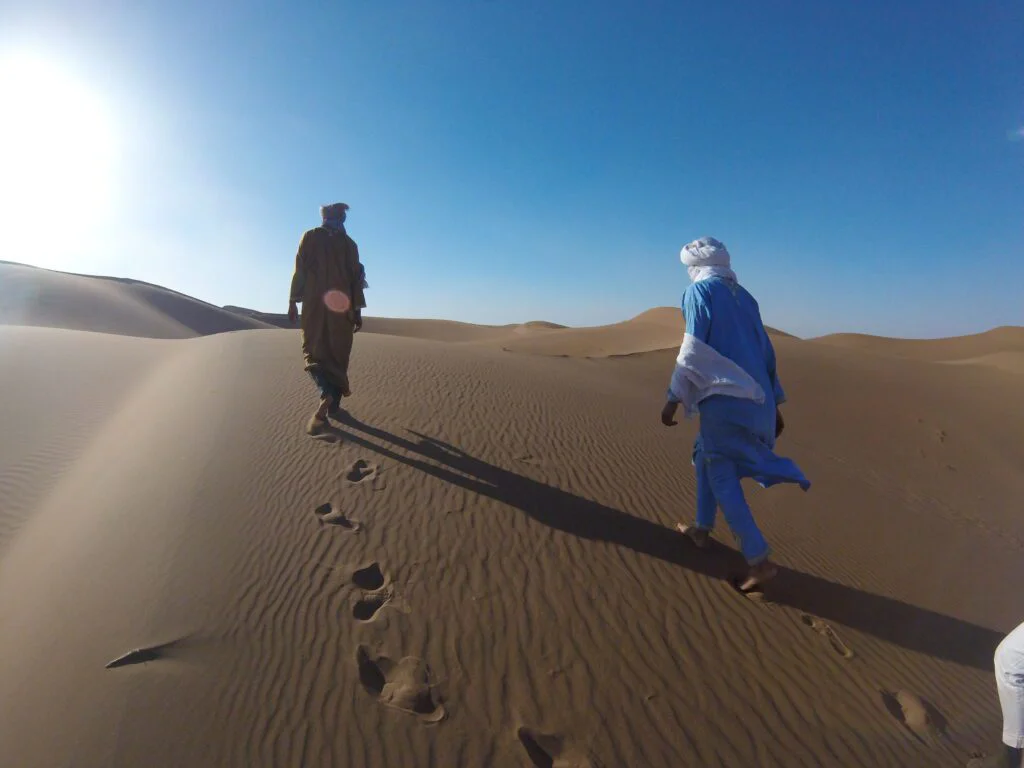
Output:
[683, 280, 715, 307]
[300, 226, 326, 245]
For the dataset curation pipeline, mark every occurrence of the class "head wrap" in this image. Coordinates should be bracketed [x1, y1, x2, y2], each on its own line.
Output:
[680, 236, 737, 283]
[321, 202, 349, 230]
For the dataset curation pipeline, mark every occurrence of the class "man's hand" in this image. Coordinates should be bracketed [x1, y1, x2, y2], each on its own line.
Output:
[775, 407, 785, 438]
[287, 301, 298, 325]
[352, 309, 363, 333]
[661, 401, 679, 427]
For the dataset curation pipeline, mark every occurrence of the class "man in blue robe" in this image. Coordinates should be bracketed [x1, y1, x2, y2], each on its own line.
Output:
[661, 236, 810, 592]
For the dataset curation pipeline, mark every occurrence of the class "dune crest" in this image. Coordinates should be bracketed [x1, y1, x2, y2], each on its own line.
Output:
[812, 326, 1024, 362]
[1, 261, 273, 338]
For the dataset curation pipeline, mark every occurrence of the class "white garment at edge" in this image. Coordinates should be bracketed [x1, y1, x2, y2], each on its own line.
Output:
[996, 621, 1024, 748]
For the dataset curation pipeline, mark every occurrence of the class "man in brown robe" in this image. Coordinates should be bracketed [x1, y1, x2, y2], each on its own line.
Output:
[288, 202, 367, 434]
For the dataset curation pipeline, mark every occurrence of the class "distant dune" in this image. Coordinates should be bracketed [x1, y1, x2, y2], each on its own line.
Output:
[498, 307, 789, 358]
[3, 263, 1023, 766]
[1, 261, 273, 338]
[812, 327, 1024, 362]
[360, 317, 559, 344]
[223, 305, 292, 329]
[223, 306, 568, 343]
[498, 307, 685, 358]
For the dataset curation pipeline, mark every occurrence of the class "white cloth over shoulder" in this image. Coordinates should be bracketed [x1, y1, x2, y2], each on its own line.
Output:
[669, 332, 766, 417]
[681, 236, 737, 284]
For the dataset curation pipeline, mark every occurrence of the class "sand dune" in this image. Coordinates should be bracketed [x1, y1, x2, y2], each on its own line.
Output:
[361, 317, 562, 344]
[223, 305, 292, 329]
[812, 326, 1024, 362]
[224, 305, 568, 343]
[497, 307, 685, 358]
[223, 302, 797, 359]
[499, 307, 795, 358]
[2, 274, 1023, 766]
[1, 261, 274, 337]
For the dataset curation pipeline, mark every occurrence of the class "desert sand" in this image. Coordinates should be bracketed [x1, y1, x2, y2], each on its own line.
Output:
[1, 261, 1022, 767]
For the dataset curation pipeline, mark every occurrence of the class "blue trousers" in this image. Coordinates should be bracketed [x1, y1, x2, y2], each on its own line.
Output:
[694, 451, 771, 565]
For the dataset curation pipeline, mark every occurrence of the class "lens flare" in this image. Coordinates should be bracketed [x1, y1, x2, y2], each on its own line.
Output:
[323, 290, 351, 314]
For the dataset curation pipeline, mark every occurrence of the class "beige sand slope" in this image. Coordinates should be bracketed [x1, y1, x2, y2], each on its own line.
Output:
[2, 286, 1024, 767]
[1, 261, 274, 337]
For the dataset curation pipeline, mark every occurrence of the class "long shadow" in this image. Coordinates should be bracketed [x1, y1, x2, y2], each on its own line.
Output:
[326, 414, 1002, 671]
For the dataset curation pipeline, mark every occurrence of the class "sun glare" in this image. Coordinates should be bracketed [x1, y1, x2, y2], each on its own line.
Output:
[0, 50, 118, 264]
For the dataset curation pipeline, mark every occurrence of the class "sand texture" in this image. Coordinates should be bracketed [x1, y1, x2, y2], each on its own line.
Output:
[1, 263, 1022, 767]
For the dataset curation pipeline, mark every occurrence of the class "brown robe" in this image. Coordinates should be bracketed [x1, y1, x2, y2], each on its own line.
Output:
[289, 226, 366, 395]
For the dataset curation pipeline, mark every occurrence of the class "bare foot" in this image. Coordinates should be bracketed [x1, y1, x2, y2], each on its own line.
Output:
[738, 561, 778, 593]
[307, 399, 331, 435]
[676, 524, 711, 550]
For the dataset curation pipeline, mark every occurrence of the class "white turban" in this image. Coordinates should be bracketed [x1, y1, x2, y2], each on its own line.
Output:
[680, 236, 737, 283]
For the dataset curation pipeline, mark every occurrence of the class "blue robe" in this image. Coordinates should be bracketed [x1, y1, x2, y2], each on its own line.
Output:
[680, 277, 810, 491]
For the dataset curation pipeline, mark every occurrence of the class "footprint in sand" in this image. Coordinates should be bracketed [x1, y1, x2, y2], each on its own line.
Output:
[800, 614, 855, 659]
[356, 646, 446, 723]
[345, 459, 378, 484]
[314, 502, 362, 532]
[344, 459, 388, 491]
[881, 689, 948, 742]
[517, 727, 593, 768]
[353, 588, 393, 622]
[352, 562, 387, 591]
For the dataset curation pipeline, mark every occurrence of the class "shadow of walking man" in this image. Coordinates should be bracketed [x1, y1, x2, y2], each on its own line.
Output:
[328, 413, 1002, 671]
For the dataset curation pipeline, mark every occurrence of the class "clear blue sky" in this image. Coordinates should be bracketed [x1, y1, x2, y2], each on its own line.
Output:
[1, 1, 1022, 337]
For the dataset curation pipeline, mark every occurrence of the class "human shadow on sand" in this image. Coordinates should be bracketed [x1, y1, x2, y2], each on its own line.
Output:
[326, 414, 1002, 671]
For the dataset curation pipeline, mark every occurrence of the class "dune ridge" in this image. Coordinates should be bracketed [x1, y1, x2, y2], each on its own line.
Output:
[812, 326, 1024, 362]
[1, 261, 274, 338]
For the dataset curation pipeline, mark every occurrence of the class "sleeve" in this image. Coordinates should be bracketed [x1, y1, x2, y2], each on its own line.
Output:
[289, 231, 309, 303]
[350, 240, 367, 310]
[683, 284, 712, 343]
